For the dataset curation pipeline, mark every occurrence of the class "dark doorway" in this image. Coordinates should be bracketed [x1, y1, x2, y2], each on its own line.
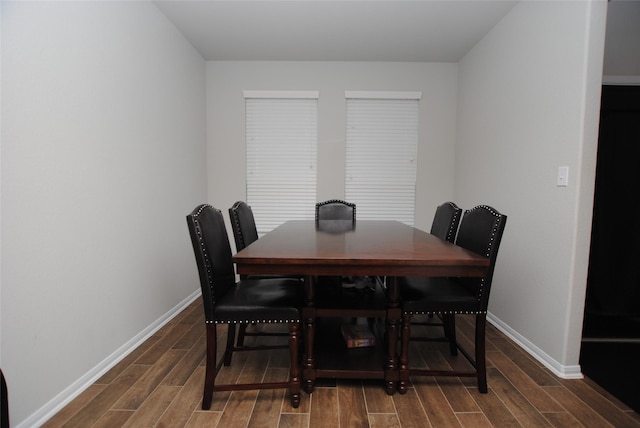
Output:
[581, 85, 640, 412]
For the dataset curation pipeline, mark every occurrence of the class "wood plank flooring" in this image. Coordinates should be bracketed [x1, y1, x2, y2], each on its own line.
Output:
[42, 299, 640, 427]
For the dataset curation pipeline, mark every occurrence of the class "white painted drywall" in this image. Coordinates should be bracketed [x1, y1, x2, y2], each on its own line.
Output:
[206, 61, 459, 246]
[1, 2, 206, 425]
[455, 0, 606, 374]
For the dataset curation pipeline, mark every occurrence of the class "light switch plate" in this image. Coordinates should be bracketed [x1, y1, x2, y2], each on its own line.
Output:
[557, 166, 569, 187]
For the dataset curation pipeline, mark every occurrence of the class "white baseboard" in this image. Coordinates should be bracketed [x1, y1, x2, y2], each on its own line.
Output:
[487, 312, 583, 379]
[17, 290, 201, 428]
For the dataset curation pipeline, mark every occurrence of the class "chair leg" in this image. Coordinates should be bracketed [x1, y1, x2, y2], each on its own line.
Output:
[398, 313, 411, 394]
[223, 324, 236, 366]
[202, 323, 218, 410]
[289, 322, 301, 408]
[443, 314, 458, 356]
[475, 314, 488, 393]
[236, 324, 248, 347]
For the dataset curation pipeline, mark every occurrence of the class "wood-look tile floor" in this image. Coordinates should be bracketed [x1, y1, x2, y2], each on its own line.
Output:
[43, 299, 640, 427]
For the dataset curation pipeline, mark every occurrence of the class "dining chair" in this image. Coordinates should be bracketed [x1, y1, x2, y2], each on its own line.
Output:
[398, 205, 507, 393]
[187, 204, 302, 409]
[409, 202, 464, 355]
[229, 201, 259, 260]
[315, 199, 362, 288]
[230, 201, 286, 278]
[315, 199, 356, 231]
[228, 201, 303, 346]
[430, 201, 462, 243]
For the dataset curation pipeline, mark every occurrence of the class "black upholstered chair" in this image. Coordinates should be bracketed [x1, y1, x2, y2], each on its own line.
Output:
[229, 201, 280, 279]
[229, 201, 259, 257]
[410, 201, 464, 354]
[398, 205, 506, 393]
[315, 199, 356, 232]
[430, 201, 462, 243]
[228, 201, 302, 346]
[315, 200, 359, 287]
[187, 204, 302, 409]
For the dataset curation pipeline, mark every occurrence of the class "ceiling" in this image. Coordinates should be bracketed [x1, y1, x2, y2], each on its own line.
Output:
[156, 0, 640, 75]
[155, 1, 517, 62]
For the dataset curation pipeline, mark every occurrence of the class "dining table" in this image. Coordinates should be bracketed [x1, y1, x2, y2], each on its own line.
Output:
[232, 219, 489, 395]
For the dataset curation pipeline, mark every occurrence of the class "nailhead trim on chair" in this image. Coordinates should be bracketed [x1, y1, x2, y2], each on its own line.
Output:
[464, 205, 504, 303]
[229, 202, 247, 250]
[192, 204, 218, 305]
[404, 310, 487, 315]
[448, 209, 461, 242]
[467, 204, 502, 258]
[207, 319, 300, 324]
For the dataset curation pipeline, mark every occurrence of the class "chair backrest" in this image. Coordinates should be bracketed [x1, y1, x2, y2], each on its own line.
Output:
[229, 201, 259, 251]
[187, 204, 236, 322]
[455, 205, 507, 310]
[315, 199, 356, 222]
[315, 199, 356, 232]
[430, 201, 462, 243]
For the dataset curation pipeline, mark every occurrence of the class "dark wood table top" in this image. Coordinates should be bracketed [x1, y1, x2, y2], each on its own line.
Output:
[233, 220, 489, 277]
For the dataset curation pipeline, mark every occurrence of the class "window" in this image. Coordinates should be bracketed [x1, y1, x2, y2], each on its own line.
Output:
[244, 91, 318, 234]
[345, 91, 421, 226]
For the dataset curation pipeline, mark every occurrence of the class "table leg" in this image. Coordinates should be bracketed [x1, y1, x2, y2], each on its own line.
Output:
[303, 275, 316, 393]
[385, 312, 400, 395]
[398, 313, 410, 394]
[385, 277, 401, 395]
[290, 321, 302, 407]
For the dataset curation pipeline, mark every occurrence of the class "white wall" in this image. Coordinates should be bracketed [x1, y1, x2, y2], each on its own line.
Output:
[1, 2, 206, 425]
[456, 0, 607, 375]
[206, 61, 459, 242]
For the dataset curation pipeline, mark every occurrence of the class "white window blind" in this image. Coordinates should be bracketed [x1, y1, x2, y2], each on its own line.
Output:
[244, 91, 318, 234]
[345, 92, 420, 226]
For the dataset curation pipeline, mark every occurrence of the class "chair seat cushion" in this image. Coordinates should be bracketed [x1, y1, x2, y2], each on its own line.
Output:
[399, 276, 480, 314]
[214, 277, 302, 323]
